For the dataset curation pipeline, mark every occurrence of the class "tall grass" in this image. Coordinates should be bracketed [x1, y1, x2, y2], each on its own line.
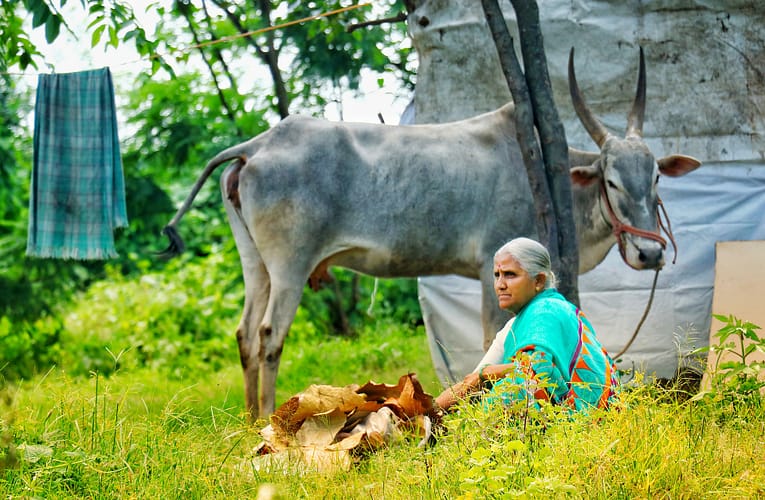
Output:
[2, 322, 763, 499]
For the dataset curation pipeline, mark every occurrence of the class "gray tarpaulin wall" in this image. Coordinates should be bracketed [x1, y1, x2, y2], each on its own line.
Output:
[406, 1, 765, 384]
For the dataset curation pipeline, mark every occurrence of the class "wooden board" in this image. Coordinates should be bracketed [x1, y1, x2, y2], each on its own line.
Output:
[704, 240, 765, 389]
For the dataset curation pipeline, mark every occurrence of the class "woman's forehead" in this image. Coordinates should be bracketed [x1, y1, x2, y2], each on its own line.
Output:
[494, 253, 522, 269]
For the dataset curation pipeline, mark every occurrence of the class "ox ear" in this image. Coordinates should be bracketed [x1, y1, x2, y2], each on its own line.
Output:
[568, 147, 600, 168]
[570, 164, 601, 187]
[657, 154, 702, 177]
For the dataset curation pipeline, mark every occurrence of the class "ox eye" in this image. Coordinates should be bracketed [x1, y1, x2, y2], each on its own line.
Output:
[655, 175, 660, 185]
[606, 180, 618, 190]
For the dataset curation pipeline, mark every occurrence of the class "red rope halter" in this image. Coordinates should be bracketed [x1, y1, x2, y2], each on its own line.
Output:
[599, 180, 678, 269]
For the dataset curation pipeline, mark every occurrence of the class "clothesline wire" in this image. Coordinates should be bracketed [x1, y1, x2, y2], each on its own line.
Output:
[1, 3, 371, 77]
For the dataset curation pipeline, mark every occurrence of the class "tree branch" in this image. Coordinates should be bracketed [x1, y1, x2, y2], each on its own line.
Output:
[179, 6, 241, 134]
[347, 12, 407, 33]
[201, 1, 243, 105]
[209, 0, 290, 118]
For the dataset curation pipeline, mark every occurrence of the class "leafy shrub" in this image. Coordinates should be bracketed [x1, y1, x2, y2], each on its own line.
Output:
[55, 251, 422, 382]
[702, 314, 764, 394]
[0, 315, 63, 381]
[691, 314, 765, 418]
[59, 253, 243, 379]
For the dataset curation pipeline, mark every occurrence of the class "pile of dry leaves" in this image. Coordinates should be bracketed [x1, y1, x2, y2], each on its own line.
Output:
[251, 373, 441, 472]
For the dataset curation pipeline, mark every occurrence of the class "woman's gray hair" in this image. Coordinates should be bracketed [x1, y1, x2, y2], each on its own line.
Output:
[494, 237, 557, 289]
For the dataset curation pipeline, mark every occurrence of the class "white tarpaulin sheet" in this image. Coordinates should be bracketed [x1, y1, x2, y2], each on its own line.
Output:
[408, 0, 765, 384]
[420, 162, 765, 382]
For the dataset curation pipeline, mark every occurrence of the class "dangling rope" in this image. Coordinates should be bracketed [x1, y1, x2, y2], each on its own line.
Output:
[613, 268, 660, 359]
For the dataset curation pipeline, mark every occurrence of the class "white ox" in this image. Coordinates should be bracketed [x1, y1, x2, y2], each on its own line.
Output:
[162, 49, 700, 418]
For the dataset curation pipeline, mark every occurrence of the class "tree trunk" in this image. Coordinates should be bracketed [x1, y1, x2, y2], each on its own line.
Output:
[481, 0, 579, 304]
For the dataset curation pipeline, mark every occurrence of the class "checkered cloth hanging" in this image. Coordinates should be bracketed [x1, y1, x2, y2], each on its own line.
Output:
[27, 67, 127, 259]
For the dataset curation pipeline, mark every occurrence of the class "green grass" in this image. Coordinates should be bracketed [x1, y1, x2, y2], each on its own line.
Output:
[2, 325, 764, 499]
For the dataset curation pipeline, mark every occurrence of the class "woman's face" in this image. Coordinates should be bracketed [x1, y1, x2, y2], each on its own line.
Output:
[493, 253, 544, 313]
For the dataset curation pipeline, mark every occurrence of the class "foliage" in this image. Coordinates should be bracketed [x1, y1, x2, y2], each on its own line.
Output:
[0, 315, 63, 381]
[281, 1, 415, 111]
[286, 2, 412, 90]
[298, 271, 421, 337]
[1, 0, 418, 358]
[162, 0, 415, 119]
[55, 253, 243, 380]
[0, 0, 171, 74]
[122, 72, 269, 177]
[691, 313, 765, 405]
[0, 247, 421, 384]
[0, 76, 31, 253]
[440, 387, 576, 498]
[0, 0, 64, 70]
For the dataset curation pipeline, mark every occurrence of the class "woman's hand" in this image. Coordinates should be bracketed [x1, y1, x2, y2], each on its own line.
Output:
[434, 371, 483, 412]
[434, 363, 516, 412]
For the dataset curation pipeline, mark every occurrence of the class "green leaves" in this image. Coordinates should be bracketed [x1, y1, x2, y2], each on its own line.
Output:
[28, 0, 52, 28]
[44, 13, 61, 42]
[1, 2, 41, 70]
[86, 1, 139, 50]
[0, 1, 175, 76]
[22, 0, 64, 44]
[710, 313, 764, 365]
[693, 313, 765, 401]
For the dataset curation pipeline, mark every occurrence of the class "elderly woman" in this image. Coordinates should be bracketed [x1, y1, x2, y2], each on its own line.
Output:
[435, 237, 620, 413]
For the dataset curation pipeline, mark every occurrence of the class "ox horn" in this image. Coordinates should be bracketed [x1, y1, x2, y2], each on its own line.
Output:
[625, 46, 647, 138]
[568, 47, 611, 148]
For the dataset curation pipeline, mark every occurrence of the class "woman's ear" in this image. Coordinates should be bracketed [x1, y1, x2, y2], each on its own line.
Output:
[535, 273, 547, 291]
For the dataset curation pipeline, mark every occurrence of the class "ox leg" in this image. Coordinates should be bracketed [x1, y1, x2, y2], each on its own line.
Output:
[479, 264, 511, 350]
[256, 274, 307, 416]
[237, 255, 270, 420]
[222, 168, 269, 421]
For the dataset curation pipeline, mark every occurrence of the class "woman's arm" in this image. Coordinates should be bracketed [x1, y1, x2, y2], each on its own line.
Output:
[470, 320, 511, 372]
[435, 319, 515, 412]
[434, 362, 515, 411]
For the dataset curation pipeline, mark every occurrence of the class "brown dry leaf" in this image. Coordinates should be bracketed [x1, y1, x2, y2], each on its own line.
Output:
[270, 384, 365, 438]
[357, 373, 435, 419]
[298, 384, 365, 414]
[252, 373, 438, 474]
[269, 396, 301, 437]
[295, 408, 347, 447]
[328, 430, 365, 451]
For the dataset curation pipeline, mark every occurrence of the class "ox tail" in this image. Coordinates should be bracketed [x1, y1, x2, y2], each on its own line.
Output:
[158, 142, 252, 258]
